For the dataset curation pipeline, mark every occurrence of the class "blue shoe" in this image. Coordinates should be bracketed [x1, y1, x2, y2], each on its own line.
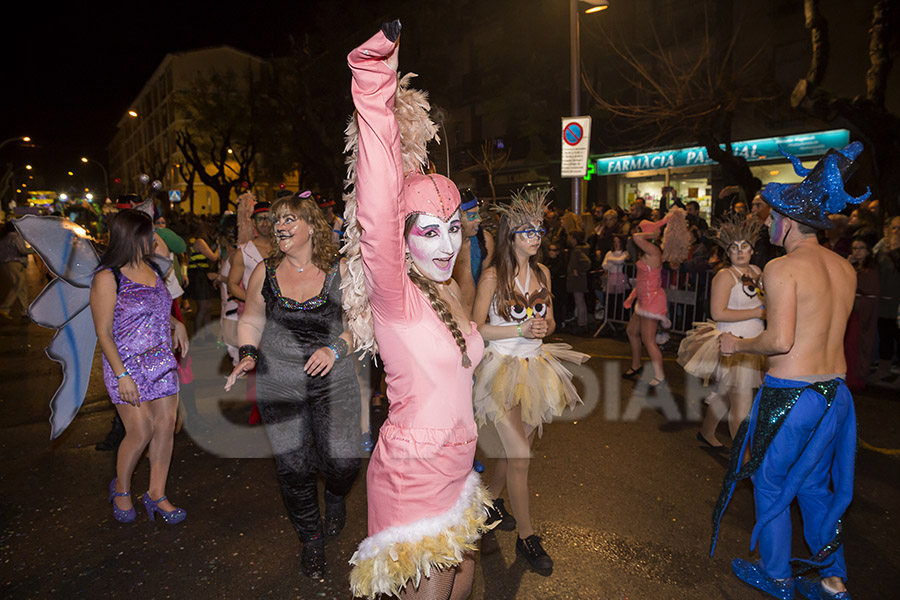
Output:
[360, 430, 375, 454]
[732, 558, 795, 600]
[108, 478, 136, 523]
[797, 576, 852, 599]
[141, 492, 187, 524]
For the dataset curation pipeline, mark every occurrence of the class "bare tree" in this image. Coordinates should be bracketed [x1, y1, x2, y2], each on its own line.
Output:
[176, 159, 197, 212]
[467, 138, 510, 201]
[173, 70, 262, 211]
[790, 0, 900, 215]
[582, 12, 775, 203]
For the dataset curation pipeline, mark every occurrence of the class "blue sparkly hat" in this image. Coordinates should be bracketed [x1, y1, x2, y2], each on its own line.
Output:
[760, 141, 871, 230]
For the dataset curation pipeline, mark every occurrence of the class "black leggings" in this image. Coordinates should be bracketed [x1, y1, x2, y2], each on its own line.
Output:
[257, 386, 360, 541]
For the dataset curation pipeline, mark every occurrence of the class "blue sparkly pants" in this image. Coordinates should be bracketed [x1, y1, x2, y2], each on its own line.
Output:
[750, 376, 856, 580]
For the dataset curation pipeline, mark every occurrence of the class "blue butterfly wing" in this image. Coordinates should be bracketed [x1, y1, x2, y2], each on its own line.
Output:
[45, 308, 98, 439]
[28, 278, 91, 329]
[13, 215, 98, 287]
[13, 215, 101, 438]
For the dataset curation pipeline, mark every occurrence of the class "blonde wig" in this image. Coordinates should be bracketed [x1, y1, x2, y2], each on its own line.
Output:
[661, 207, 690, 265]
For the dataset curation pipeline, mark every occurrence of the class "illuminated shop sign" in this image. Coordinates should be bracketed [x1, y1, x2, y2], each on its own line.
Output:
[593, 129, 850, 176]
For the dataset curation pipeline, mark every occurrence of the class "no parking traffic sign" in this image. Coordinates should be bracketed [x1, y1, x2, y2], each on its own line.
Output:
[561, 116, 592, 178]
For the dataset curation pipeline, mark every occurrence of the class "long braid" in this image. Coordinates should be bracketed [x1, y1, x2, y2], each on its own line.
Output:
[408, 269, 472, 368]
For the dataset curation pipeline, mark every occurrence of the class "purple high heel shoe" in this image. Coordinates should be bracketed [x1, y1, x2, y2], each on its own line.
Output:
[108, 478, 136, 523]
[141, 492, 187, 525]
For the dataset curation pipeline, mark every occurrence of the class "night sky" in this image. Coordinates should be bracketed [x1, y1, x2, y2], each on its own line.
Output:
[3, 1, 395, 193]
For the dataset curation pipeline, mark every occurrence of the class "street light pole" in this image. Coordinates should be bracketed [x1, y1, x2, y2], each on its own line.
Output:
[0, 136, 31, 153]
[569, 2, 608, 217]
[570, 0, 582, 215]
[81, 157, 110, 202]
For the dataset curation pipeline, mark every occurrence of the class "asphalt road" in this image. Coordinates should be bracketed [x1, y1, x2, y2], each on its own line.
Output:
[1, 259, 898, 599]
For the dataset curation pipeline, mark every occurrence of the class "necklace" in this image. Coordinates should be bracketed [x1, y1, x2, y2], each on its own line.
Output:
[286, 258, 314, 273]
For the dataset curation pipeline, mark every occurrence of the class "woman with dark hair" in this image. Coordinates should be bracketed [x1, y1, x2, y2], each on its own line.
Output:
[472, 189, 588, 571]
[345, 23, 490, 599]
[224, 194, 360, 578]
[844, 236, 880, 391]
[678, 215, 766, 447]
[90, 209, 189, 524]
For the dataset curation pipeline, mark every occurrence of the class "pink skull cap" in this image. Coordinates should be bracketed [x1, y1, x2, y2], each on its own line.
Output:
[402, 172, 461, 222]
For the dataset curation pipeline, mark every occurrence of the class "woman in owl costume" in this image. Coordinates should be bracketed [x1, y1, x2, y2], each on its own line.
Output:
[471, 188, 588, 570]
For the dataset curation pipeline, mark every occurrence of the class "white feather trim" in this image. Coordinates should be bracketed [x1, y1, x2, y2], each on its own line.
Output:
[351, 470, 484, 562]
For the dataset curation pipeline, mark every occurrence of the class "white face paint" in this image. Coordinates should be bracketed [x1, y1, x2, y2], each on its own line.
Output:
[406, 211, 462, 282]
[727, 239, 753, 266]
[273, 213, 311, 254]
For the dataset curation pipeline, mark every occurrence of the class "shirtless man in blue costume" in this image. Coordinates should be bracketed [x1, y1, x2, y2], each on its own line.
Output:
[713, 142, 870, 600]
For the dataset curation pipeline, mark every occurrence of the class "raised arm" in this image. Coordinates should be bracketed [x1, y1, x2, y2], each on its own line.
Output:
[348, 23, 408, 319]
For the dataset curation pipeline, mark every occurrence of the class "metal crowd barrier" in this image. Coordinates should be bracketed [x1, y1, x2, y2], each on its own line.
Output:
[593, 263, 714, 337]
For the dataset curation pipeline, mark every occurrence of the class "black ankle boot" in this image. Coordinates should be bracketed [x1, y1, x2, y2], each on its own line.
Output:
[516, 534, 553, 570]
[301, 535, 326, 578]
[485, 498, 516, 531]
[323, 491, 347, 537]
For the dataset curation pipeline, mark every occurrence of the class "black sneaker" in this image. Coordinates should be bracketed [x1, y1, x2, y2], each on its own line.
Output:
[516, 534, 553, 570]
[301, 536, 326, 578]
[323, 491, 347, 537]
[485, 498, 517, 531]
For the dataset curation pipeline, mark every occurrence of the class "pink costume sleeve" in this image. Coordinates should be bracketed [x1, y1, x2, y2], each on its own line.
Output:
[348, 31, 415, 323]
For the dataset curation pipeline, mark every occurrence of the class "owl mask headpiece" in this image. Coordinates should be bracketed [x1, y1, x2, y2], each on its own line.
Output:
[494, 187, 551, 231]
[707, 213, 764, 249]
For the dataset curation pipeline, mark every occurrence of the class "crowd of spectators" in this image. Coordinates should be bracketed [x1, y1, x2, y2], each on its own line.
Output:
[2, 188, 899, 389]
[527, 194, 900, 389]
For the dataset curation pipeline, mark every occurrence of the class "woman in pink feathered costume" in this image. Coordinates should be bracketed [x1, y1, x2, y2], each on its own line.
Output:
[623, 208, 689, 387]
[344, 21, 491, 599]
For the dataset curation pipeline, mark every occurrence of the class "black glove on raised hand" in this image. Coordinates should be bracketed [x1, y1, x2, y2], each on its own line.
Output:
[381, 19, 401, 43]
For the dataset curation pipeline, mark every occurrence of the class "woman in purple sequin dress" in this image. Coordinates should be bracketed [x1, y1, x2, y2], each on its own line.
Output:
[91, 209, 190, 524]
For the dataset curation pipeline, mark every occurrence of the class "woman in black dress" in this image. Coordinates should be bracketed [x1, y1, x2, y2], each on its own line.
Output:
[225, 194, 360, 578]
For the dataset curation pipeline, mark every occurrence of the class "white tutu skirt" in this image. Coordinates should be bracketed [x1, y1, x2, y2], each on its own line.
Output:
[677, 321, 765, 393]
[473, 343, 589, 435]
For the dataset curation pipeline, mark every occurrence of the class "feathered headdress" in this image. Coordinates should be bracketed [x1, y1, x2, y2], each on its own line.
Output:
[236, 192, 257, 246]
[494, 187, 551, 230]
[707, 213, 764, 249]
[341, 73, 442, 357]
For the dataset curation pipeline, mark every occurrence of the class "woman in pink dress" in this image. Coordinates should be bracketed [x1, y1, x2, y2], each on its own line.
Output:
[345, 22, 490, 599]
[623, 209, 689, 387]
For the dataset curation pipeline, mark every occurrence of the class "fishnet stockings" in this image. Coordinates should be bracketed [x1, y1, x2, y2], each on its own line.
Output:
[398, 556, 474, 600]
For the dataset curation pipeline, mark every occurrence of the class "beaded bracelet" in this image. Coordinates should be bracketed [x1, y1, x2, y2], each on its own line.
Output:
[328, 337, 349, 360]
[239, 345, 259, 362]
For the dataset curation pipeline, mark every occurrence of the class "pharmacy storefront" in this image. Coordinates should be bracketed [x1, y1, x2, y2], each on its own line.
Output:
[589, 129, 850, 218]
